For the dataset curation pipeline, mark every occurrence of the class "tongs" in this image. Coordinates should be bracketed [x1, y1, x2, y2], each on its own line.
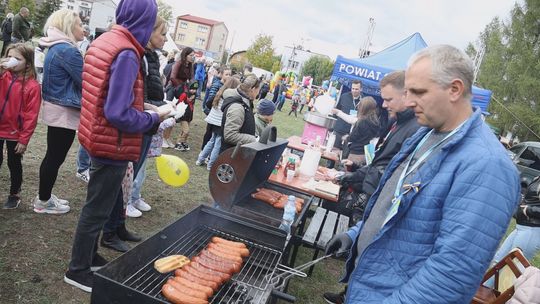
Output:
[266, 253, 338, 288]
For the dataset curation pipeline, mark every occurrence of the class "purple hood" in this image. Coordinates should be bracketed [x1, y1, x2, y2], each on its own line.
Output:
[115, 0, 157, 47]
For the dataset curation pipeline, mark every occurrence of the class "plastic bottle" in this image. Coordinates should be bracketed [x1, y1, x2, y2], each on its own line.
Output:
[279, 195, 296, 235]
[283, 157, 296, 177]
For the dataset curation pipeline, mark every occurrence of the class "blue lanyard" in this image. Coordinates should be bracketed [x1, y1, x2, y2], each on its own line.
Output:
[393, 121, 466, 199]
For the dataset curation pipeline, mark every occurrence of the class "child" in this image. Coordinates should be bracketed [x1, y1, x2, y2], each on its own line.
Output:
[0, 43, 41, 209]
[174, 81, 197, 151]
[288, 93, 300, 117]
[255, 99, 276, 136]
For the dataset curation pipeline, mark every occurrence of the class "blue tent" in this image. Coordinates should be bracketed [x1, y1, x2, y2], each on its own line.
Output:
[331, 32, 492, 111]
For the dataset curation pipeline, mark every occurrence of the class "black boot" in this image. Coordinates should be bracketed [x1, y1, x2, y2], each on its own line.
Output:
[101, 232, 130, 252]
[117, 224, 142, 242]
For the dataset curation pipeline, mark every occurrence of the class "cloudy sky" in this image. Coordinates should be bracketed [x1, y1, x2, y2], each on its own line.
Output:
[165, 0, 519, 59]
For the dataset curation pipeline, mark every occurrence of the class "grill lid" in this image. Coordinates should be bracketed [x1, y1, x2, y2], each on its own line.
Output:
[210, 126, 288, 210]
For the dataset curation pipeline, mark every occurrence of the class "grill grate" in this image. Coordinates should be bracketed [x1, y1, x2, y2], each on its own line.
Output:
[122, 225, 282, 304]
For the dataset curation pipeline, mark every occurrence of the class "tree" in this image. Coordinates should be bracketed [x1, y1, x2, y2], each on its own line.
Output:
[246, 34, 277, 71]
[472, 0, 540, 141]
[8, 0, 35, 17]
[33, 0, 61, 36]
[301, 56, 334, 85]
[157, 0, 173, 25]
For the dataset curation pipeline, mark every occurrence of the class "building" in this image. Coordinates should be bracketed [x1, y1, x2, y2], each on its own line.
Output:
[172, 14, 228, 62]
[60, 0, 94, 23]
[58, 0, 117, 32]
[280, 46, 330, 76]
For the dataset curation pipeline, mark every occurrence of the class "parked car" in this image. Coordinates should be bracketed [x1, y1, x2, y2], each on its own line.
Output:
[508, 141, 540, 187]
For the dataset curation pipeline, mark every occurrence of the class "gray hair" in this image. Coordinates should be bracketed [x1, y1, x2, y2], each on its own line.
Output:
[20, 7, 29, 14]
[408, 45, 474, 99]
[6, 13, 14, 20]
[238, 74, 260, 96]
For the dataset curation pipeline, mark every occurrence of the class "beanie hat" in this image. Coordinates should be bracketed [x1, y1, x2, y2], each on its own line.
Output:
[257, 99, 276, 116]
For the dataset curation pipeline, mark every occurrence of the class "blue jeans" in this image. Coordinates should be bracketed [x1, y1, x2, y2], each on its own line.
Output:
[493, 224, 540, 263]
[130, 158, 147, 203]
[277, 95, 286, 110]
[197, 132, 222, 170]
[76, 145, 91, 173]
[196, 79, 204, 99]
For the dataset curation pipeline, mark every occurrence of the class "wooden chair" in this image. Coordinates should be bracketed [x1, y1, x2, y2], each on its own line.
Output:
[471, 248, 531, 304]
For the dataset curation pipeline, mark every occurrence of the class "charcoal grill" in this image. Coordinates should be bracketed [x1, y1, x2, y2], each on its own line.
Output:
[210, 127, 314, 230]
[92, 206, 288, 304]
[92, 127, 313, 303]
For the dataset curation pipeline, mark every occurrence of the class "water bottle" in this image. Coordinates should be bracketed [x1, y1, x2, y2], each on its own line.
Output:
[279, 195, 296, 235]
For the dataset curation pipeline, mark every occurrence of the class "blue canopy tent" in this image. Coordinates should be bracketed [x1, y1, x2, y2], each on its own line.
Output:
[331, 32, 492, 112]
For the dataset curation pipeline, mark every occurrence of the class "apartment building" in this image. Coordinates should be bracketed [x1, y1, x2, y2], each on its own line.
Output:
[173, 14, 228, 61]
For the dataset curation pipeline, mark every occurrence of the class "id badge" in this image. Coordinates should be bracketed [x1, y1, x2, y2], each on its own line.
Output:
[383, 197, 400, 226]
[349, 109, 358, 116]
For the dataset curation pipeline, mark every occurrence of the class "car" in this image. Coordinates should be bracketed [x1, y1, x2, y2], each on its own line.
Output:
[508, 141, 540, 188]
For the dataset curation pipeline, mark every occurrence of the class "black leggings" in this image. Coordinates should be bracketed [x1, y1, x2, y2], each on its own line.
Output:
[0, 140, 23, 195]
[38, 126, 76, 201]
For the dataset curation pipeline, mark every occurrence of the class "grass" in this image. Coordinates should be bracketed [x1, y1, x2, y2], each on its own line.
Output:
[0, 97, 343, 303]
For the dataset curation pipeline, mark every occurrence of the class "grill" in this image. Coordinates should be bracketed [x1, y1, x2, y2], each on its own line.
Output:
[92, 128, 311, 303]
[92, 206, 287, 304]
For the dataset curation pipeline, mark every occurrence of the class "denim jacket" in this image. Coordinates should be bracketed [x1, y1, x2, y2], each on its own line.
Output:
[42, 43, 83, 108]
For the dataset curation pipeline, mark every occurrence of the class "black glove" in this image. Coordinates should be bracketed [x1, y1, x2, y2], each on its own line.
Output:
[325, 232, 352, 257]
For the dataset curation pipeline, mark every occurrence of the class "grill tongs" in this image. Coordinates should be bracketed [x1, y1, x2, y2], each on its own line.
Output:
[265, 253, 334, 289]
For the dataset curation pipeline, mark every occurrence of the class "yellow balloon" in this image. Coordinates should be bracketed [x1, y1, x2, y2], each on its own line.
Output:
[155, 154, 190, 187]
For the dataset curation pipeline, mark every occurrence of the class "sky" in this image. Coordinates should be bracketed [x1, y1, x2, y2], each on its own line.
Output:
[165, 0, 519, 60]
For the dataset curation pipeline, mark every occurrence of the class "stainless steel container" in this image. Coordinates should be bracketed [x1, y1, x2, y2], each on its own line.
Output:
[303, 112, 337, 129]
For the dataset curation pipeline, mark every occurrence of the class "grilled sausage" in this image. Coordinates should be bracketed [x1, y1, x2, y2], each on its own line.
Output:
[175, 268, 219, 290]
[211, 236, 248, 249]
[161, 283, 208, 304]
[190, 262, 231, 282]
[182, 264, 224, 285]
[171, 276, 213, 298]
[204, 247, 243, 264]
[192, 255, 239, 274]
[209, 242, 250, 258]
[166, 278, 209, 300]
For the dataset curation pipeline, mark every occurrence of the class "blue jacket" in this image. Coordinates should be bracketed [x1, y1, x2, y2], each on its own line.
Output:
[42, 43, 83, 108]
[194, 62, 206, 81]
[343, 108, 520, 303]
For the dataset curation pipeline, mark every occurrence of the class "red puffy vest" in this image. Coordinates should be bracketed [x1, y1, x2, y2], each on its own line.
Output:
[78, 25, 145, 161]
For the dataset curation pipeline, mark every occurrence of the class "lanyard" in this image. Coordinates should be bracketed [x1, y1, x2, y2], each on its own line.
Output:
[352, 97, 360, 109]
[383, 120, 467, 226]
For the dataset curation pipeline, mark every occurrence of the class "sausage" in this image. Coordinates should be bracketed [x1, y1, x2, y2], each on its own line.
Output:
[166, 278, 209, 300]
[175, 268, 219, 290]
[204, 247, 243, 264]
[197, 254, 241, 274]
[171, 276, 213, 298]
[208, 242, 250, 258]
[252, 191, 277, 205]
[190, 262, 231, 282]
[161, 283, 208, 304]
[211, 236, 248, 249]
[192, 256, 239, 274]
[181, 265, 223, 285]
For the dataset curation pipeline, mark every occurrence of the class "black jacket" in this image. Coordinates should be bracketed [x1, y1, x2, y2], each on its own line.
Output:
[144, 49, 165, 105]
[341, 109, 420, 195]
[516, 177, 540, 227]
[1, 19, 12, 42]
[348, 118, 380, 154]
[334, 92, 362, 134]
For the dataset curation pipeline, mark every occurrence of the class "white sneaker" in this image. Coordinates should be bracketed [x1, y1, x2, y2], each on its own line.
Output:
[51, 194, 70, 206]
[126, 204, 142, 218]
[76, 170, 90, 183]
[167, 139, 175, 148]
[33, 195, 70, 214]
[195, 159, 204, 166]
[133, 198, 151, 212]
[161, 140, 170, 148]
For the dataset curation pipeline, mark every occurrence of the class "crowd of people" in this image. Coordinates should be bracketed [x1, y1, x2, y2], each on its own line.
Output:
[0, 1, 534, 302]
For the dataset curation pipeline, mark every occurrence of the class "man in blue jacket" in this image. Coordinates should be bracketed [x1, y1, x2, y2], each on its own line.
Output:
[325, 45, 520, 303]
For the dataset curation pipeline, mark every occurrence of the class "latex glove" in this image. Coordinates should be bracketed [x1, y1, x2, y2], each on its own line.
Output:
[325, 232, 352, 257]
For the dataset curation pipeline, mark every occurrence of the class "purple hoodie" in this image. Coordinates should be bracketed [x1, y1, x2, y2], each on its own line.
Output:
[103, 0, 158, 136]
